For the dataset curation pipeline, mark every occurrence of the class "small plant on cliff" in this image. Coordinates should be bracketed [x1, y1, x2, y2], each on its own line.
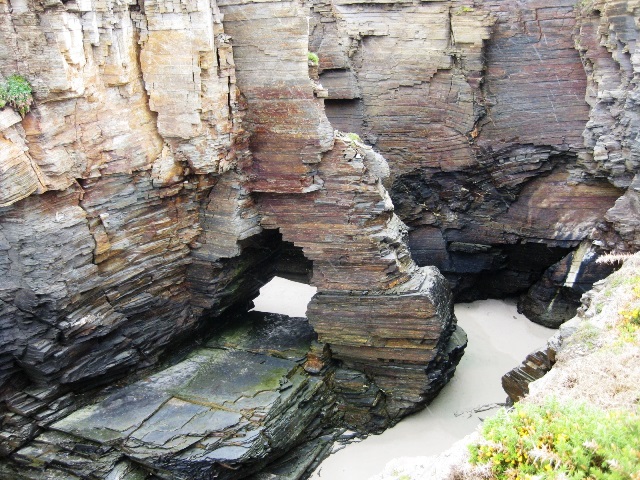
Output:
[345, 132, 361, 142]
[308, 52, 319, 65]
[0, 75, 33, 117]
[454, 5, 475, 14]
[469, 398, 640, 479]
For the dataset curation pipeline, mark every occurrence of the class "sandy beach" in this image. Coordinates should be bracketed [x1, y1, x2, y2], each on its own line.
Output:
[252, 277, 553, 480]
[310, 299, 553, 480]
[252, 276, 318, 317]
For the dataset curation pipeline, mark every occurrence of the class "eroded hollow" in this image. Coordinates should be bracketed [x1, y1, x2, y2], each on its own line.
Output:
[323, 98, 364, 137]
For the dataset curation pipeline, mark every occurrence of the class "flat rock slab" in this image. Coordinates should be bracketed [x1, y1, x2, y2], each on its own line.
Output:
[207, 312, 317, 360]
[124, 397, 243, 458]
[172, 348, 299, 408]
[51, 348, 300, 446]
[51, 384, 173, 444]
[24, 313, 324, 479]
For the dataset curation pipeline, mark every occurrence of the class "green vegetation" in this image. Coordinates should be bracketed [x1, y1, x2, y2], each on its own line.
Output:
[572, 320, 600, 350]
[602, 274, 640, 298]
[0, 75, 33, 117]
[390, 472, 411, 480]
[454, 6, 475, 14]
[617, 281, 640, 342]
[469, 398, 640, 479]
[345, 132, 361, 142]
[308, 52, 319, 65]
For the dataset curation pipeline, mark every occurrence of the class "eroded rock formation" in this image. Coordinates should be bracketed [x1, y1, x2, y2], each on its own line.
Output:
[1, 312, 336, 479]
[259, 135, 465, 424]
[309, 0, 639, 326]
[0, 0, 461, 476]
[0, 0, 639, 477]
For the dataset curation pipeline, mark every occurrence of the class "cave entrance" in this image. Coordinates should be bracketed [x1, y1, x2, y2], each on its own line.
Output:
[200, 229, 319, 353]
[36, 233, 331, 479]
[246, 229, 316, 318]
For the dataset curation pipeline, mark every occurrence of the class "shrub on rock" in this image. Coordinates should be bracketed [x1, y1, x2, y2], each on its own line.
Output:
[0, 75, 33, 117]
[469, 398, 640, 479]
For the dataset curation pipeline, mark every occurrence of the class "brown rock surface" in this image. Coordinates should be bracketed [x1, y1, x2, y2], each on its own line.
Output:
[0, 0, 265, 462]
[0, 0, 639, 476]
[259, 135, 464, 422]
[310, 0, 638, 325]
[0, 0, 461, 469]
[219, 0, 334, 193]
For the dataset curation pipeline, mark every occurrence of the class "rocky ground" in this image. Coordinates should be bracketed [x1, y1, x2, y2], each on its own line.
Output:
[1, 0, 639, 477]
[372, 253, 640, 480]
[0, 311, 339, 479]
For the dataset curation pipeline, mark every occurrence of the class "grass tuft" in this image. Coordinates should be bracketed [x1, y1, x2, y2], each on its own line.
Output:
[0, 75, 33, 117]
[308, 52, 319, 65]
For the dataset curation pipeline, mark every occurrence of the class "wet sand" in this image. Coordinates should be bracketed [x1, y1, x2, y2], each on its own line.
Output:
[310, 299, 553, 480]
[251, 278, 553, 480]
[252, 276, 317, 318]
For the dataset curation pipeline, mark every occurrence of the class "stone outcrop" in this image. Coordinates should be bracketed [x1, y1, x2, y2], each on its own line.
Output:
[0, 0, 462, 475]
[574, 0, 640, 251]
[0, 0, 266, 465]
[372, 247, 640, 480]
[217, 0, 462, 426]
[259, 134, 465, 424]
[0, 312, 338, 479]
[309, 0, 639, 325]
[218, 0, 333, 193]
[1, 0, 640, 477]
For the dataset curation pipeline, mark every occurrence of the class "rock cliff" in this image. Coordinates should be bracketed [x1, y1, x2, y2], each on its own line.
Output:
[310, 0, 638, 326]
[0, 0, 639, 477]
[0, 0, 461, 475]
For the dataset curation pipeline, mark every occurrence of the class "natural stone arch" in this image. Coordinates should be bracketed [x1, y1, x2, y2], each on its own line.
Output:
[257, 134, 466, 428]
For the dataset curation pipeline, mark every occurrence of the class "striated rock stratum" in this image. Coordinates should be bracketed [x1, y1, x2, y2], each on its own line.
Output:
[0, 0, 638, 477]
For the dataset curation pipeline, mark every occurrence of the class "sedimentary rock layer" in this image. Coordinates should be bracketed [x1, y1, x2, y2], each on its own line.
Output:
[259, 135, 464, 423]
[0, 0, 463, 469]
[0, 0, 639, 477]
[218, 0, 334, 193]
[219, 0, 462, 424]
[1, 312, 337, 479]
[309, 0, 639, 325]
[0, 0, 274, 462]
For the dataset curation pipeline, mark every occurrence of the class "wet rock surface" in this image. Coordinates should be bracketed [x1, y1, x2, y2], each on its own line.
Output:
[1, 312, 337, 480]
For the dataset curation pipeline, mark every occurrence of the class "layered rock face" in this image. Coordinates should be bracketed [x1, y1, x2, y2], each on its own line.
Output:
[309, 0, 639, 326]
[218, 0, 463, 425]
[0, 0, 461, 475]
[0, 0, 639, 477]
[1, 312, 336, 480]
[574, 0, 640, 250]
[259, 135, 465, 424]
[0, 1, 283, 461]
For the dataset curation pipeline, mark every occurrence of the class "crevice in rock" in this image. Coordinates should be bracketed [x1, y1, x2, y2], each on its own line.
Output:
[324, 99, 364, 137]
